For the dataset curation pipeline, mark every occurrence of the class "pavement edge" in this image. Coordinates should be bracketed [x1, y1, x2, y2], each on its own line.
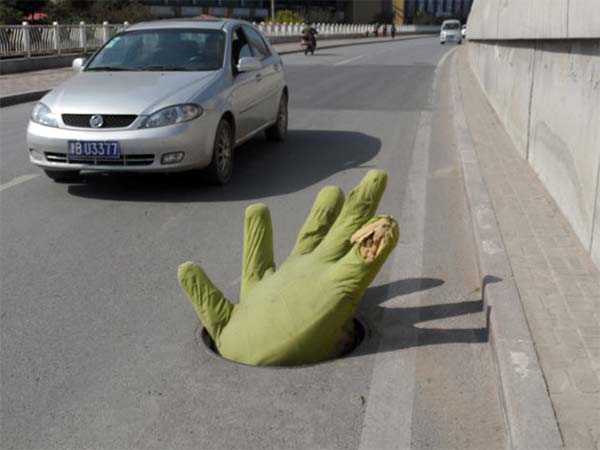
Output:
[449, 48, 564, 450]
[0, 90, 50, 108]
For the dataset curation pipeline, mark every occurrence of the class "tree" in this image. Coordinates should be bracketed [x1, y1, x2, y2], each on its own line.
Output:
[90, 0, 152, 23]
[44, 0, 94, 23]
[266, 9, 305, 24]
[0, 0, 48, 24]
[44, 0, 152, 24]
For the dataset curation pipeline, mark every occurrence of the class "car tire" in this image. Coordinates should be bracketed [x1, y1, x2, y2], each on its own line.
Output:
[44, 169, 79, 182]
[265, 92, 288, 142]
[206, 119, 234, 185]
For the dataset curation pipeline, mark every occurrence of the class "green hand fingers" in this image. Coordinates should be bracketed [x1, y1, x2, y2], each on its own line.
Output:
[177, 170, 399, 366]
[178, 261, 234, 341]
[290, 185, 345, 257]
[316, 170, 388, 261]
[241, 204, 275, 299]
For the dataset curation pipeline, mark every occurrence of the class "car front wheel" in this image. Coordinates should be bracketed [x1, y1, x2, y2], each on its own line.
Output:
[266, 92, 288, 142]
[206, 119, 234, 185]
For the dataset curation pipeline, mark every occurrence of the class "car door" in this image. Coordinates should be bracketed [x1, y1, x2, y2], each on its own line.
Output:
[243, 24, 282, 127]
[228, 26, 262, 139]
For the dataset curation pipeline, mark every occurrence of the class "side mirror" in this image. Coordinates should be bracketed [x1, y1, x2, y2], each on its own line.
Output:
[72, 57, 86, 72]
[236, 57, 262, 73]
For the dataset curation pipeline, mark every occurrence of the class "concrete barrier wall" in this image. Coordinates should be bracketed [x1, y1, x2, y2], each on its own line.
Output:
[467, 0, 600, 268]
[468, 0, 600, 39]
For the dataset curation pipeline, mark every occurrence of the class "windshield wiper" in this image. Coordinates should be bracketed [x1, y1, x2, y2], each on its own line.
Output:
[137, 65, 190, 71]
[86, 66, 131, 71]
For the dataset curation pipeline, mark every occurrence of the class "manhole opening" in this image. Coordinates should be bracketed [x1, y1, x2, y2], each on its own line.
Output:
[198, 317, 368, 368]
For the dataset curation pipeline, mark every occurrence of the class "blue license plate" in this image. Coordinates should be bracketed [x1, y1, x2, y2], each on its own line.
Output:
[67, 141, 121, 158]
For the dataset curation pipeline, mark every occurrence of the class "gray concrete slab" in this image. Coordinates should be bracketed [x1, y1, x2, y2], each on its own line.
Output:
[528, 40, 600, 255]
[451, 49, 563, 450]
[568, 0, 600, 39]
[469, 0, 599, 40]
[456, 46, 600, 450]
[0, 37, 506, 449]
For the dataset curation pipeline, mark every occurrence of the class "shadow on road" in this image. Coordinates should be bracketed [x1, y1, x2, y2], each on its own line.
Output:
[351, 278, 489, 357]
[65, 129, 380, 202]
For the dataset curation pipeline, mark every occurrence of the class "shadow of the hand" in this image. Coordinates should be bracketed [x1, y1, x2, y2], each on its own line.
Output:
[353, 279, 490, 356]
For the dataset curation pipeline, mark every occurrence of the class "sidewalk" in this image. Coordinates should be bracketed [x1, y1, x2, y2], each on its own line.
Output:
[455, 48, 600, 449]
[0, 34, 424, 107]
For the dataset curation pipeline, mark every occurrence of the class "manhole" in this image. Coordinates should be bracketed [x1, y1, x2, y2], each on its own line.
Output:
[196, 317, 369, 368]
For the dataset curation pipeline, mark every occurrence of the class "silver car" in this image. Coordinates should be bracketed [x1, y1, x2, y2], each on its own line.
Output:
[26, 19, 288, 184]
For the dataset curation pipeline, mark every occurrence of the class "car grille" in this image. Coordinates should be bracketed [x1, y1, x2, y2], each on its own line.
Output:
[62, 114, 137, 128]
[45, 152, 154, 166]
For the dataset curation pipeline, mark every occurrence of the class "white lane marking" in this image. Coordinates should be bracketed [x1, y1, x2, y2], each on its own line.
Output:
[0, 174, 39, 193]
[358, 46, 457, 450]
[334, 54, 365, 66]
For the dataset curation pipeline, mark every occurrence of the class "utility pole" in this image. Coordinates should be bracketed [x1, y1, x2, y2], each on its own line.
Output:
[271, 0, 275, 20]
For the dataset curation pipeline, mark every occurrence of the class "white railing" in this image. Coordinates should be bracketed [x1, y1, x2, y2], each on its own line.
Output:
[0, 21, 129, 58]
[256, 22, 372, 37]
[0, 21, 436, 59]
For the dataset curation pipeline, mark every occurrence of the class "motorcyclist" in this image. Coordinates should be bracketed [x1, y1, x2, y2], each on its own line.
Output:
[372, 23, 379, 37]
[301, 25, 318, 55]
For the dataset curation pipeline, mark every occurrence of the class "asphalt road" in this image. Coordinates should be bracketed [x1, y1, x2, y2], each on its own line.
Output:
[0, 37, 507, 449]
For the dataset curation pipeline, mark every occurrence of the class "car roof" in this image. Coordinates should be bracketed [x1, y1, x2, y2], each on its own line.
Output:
[442, 19, 461, 24]
[127, 18, 252, 32]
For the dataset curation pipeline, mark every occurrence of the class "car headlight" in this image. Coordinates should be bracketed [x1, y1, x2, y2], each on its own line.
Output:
[31, 103, 58, 127]
[142, 104, 202, 128]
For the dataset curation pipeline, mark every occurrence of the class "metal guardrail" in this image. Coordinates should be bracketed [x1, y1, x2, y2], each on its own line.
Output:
[0, 22, 439, 59]
[1, 22, 128, 58]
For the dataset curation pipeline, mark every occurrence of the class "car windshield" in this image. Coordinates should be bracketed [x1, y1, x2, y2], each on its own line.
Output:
[86, 29, 225, 72]
[443, 23, 460, 30]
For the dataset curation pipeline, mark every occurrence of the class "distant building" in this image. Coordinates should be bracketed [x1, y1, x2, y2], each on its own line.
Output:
[140, 0, 346, 23]
[139, 0, 472, 24]
[401, 0, 473, 24]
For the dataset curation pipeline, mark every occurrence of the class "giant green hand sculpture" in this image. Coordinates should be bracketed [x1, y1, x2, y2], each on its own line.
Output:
[178, 170, 399, 366]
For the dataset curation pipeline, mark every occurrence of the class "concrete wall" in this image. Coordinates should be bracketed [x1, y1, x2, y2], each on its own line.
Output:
[468, 0, 600, 39]
[467, 0, 600, 268]
[594, 181, 600, 266]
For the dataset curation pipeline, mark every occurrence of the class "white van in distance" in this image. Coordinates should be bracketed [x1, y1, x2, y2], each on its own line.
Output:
[440, 19, 462, 45]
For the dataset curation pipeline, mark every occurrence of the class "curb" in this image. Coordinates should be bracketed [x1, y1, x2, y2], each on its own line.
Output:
[0, 35, 434, 108]
[449, 49, 564, 450]
[0, 90, 50, 108]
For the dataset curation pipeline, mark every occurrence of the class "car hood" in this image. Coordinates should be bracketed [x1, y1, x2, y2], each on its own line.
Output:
[42, 71, 221, 115]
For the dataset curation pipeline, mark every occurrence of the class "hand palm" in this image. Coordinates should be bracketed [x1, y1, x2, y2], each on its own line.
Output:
[178, 170, 398, 366]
